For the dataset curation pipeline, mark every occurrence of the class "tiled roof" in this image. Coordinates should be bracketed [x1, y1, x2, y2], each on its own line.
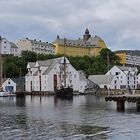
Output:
[54, 35, 103, 48]
[28, 39, 54, 47]
[42, 57, 64, 75]
[89, 75, 115, 85]
[117, 66, 137, 72]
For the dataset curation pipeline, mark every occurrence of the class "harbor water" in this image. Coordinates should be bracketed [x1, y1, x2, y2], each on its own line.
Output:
[0, 95, 140, 140]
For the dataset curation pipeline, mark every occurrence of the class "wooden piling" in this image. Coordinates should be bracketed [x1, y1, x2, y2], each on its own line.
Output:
[117, 100, 125, 111]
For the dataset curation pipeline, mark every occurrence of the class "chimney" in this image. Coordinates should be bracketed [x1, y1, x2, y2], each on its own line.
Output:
[57, 35, 60, 40]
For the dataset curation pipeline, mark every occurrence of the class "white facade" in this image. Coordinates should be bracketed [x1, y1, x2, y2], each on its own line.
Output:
[106, 66, 138, 89]
[89, 75, 120, 89]
[126, 54, 140, 66]
[0, 37, 18, 56]
[2, 78, 16, 93]
[25, 57, 87, 93]
[78, 71, 88, 93]
[16, 38, 55, 55]
[137, 74, 140, 89]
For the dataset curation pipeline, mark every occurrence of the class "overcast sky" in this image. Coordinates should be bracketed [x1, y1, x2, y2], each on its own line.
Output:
[0, 0, 140, 51]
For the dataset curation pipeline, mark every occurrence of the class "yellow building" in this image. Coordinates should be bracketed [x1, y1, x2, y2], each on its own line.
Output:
[115, 51, 126, 65]
[115, 50, 140, 66]
[53, 29, 107, 57]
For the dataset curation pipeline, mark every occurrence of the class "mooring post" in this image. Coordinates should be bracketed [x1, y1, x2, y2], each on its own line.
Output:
[136, 102, 140, 112]
[117, 100, 125, 111]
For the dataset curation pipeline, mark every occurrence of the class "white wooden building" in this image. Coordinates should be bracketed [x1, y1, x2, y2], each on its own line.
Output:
[106, 66, 138, 89]
[88, 75, 120, 89]
[0, 36, 18, 56]
[2, 78, 16, 93]
[25, 57, 87, 93]
[78, 70, 88, 93]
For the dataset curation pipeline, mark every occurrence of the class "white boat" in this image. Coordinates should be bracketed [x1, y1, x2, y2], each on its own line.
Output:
[0, 91, 9, 97]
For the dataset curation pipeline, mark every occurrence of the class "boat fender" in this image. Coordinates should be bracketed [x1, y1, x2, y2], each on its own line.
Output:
[108, 97, 113, 101]
[127, 97, 132, 102]
[122, 96, 127, 101]
[132, 97, 137, 103]
[117, 97, 122, 101]
[105, 97, 109, 102]
[113, 97, 117, 101]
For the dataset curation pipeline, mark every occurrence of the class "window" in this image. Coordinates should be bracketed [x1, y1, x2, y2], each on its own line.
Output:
[116, 72, 119, 75]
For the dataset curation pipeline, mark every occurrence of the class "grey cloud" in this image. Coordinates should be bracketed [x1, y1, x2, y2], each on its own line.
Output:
[0, 0, 140, 50]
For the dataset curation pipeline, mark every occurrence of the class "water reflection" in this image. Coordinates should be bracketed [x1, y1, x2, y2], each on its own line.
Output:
[54, 96, 73, 107]
[0, 95, 140, 139]
[16, 97, 25, 107]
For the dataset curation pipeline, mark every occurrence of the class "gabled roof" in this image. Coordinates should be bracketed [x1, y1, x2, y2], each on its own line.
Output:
[42, 57, 65, 75]
[27, 62, 36, 69]
[27, 57, 71, 75]
[37, 57, 64, 67]
[117, 66, 137, 72]
[89, 75, 115, 85]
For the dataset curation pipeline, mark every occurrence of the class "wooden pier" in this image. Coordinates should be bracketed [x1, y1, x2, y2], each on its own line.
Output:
[105, 94, 140, 111]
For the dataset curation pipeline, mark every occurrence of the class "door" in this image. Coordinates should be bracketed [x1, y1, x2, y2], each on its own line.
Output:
[54, 74, 57, 91]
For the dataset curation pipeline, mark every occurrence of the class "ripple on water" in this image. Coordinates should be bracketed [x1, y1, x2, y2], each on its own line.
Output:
[0, 112, 109, 140]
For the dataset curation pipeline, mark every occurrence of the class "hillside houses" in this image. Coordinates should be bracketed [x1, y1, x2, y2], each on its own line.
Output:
[16, 37, 55, 55]
[0, 36, 18, 56]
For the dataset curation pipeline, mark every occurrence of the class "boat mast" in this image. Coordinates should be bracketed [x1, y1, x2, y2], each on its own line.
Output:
[0, 36, 2, 88]
[107, 52, 110, 95]
[63, 38, 67, 87]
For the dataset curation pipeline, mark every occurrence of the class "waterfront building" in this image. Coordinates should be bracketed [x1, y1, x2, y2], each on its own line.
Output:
[106, 66, 138, 89]
[53, 28, 107, 57]
[88, 75, 120, 89]
[115, 50, 140, 66]
[16, 37, 55, 55]
[78, 70, 88, 93]
[2, 78, 16, 93]
[25, 57, 87, 93]
[0, 36, 18, 56]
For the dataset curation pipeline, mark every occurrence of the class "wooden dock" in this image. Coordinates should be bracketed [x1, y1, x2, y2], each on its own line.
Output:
[105, 94, 140, 111]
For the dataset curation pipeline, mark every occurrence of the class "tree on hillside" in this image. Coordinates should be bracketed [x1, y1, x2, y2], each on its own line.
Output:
[99, 48, 120, 65]
[21, 51, 37, 62]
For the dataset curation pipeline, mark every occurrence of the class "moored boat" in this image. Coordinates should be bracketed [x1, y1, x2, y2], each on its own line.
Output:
[55, 38, 73, 99]
[55, 86, 73, 99]
[0, 91, 9, 97]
